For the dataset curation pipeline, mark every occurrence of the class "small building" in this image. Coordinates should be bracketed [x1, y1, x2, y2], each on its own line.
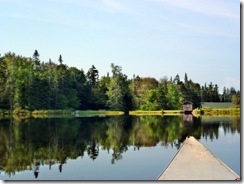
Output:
[183, 101, 193, 114]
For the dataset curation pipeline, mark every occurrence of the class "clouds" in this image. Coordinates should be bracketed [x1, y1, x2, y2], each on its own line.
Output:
[2, 0, 239, 37]
[151, 0, 239, 38]
[1, 0, 240, 91]
[147, 0, 239, 20]
[2, 0, 115, 29]
[102, 0, 131, 13]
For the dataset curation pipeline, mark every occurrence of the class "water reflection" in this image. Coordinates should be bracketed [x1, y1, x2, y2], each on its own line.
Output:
[33, 160, 40, 178]
[0, 115, 240, 178]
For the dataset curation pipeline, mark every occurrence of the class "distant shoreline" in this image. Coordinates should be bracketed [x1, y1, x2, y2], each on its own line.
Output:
[192, 108, 240, 116]
[0, 108, 240, 119]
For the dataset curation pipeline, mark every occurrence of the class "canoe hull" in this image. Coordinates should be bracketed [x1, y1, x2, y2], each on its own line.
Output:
[157, 136, 240, 180]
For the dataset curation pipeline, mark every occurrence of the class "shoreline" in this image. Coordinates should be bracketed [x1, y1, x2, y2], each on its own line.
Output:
[0, 108, 240, 119]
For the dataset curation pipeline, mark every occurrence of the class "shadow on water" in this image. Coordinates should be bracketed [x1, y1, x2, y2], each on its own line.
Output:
[0, 114, 240, 179]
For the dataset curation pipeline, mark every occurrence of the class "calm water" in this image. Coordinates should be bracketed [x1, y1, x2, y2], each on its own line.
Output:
[0, 115, 240, 180]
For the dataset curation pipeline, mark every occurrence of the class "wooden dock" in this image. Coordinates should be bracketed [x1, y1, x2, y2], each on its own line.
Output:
[157, 136, 240, 180]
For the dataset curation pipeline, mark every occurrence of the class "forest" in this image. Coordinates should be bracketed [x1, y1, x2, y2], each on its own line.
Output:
[0, 51, 240, 113]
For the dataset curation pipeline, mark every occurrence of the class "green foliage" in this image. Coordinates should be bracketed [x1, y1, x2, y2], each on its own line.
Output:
[87, 65, 99, 86]
[231, 92, 240, 107]
[33, 50, 40, 66]
[193, 107, 240, 116]
[106, 63, 133, 112]
[166, 82, 181, 109]
[0, 52, 239, 112]
[140, 89, 159, 110]
[201, 82, 221, 102]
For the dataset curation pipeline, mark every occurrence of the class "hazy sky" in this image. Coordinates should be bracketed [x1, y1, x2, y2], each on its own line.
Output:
[1, 0, 240, 92]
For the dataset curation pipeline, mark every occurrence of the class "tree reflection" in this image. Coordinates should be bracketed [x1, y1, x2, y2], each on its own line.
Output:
[177, 115, 201, 144]
[33, 159, 40, 178]
[59, 164, 62, 173]
[0, 114, 240, 176]
[111, 148, 123, 164]
[87, 141, 99, 161]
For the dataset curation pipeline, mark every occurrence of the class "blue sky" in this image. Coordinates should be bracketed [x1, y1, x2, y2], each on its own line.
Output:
[0, 0, 240, 92]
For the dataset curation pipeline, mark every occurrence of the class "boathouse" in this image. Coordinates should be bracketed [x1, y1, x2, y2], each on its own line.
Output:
[183, 101, 192, 114]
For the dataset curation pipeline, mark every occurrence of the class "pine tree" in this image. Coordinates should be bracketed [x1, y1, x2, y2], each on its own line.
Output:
[33, 50, 40, 66]
[87, 65, 99, 86]
[58, 55, 63, 65]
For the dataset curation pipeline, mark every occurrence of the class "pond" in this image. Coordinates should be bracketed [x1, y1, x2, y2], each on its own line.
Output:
[0, 115, 240, 180]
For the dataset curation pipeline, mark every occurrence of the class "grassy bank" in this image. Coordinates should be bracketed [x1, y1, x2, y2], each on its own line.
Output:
[129, 110, 183, 116]
[129, 110, 163, 115]
[76, 110, 124, 116]
[32, 110, 124, 117]
[1, 108, 240, 119]
[1, 109, 124, 119]
[31, 109, 73, 118]
[163, 110, 183, 115]
[192, 108, 240, 116]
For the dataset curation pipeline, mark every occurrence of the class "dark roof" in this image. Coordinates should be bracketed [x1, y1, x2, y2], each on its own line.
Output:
[183, 101, 192, 105]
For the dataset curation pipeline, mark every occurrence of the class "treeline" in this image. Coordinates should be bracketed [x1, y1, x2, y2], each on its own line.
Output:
[0, 51, 240, 112]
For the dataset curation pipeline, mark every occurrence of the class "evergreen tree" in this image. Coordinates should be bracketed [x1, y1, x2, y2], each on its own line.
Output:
[129, 75, 141, 109]
[58, 55, 63, 65]
[213, 84, 220, 102]
[184, 73, 188, 84]
[0, 52, 238, 112]
[33, 50, 40, 67]
[222, 87, 227, 102]
[173, 74, 180, 84]
[87, 65, 99, 86]
[0, 54, 8, 109]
